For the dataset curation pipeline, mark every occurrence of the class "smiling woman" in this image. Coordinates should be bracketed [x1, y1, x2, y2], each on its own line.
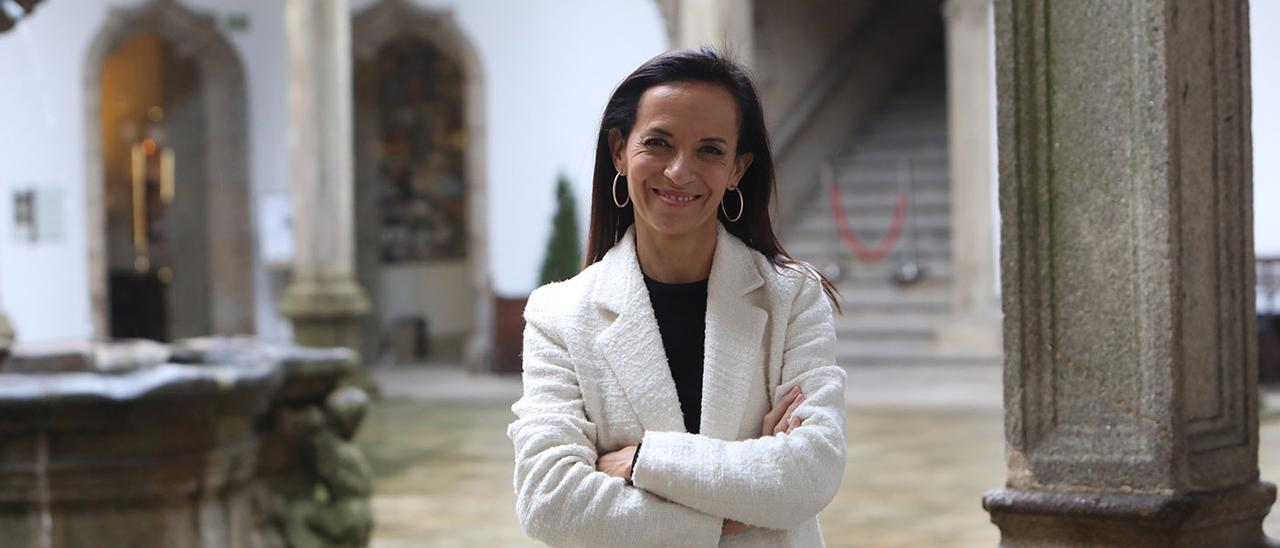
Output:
[506, 49, 847, 547]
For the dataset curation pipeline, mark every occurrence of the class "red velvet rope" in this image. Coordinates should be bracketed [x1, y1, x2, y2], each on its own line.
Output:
[827, 177, 909, 263]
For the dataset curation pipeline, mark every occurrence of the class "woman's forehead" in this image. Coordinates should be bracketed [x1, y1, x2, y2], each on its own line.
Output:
[634, 82, 739, 137]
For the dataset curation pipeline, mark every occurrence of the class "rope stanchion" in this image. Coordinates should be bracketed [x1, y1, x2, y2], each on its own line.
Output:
[827, 170, 908, 263]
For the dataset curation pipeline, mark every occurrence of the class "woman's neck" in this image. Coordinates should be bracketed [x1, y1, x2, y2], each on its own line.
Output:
[634, 221, 717, 284]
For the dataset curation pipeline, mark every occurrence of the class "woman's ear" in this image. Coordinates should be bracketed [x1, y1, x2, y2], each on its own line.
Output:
[608, 128, 627, 175]
[731, 152, 754, 187]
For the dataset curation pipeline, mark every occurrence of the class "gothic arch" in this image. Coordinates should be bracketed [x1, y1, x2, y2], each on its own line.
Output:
[83, 0, 254, 337]
[352, 0, 492, 370]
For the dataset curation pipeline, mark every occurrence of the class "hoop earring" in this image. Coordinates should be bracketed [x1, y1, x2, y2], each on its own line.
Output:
[721, 186, 744, 222]
[612, 172, 630, 208]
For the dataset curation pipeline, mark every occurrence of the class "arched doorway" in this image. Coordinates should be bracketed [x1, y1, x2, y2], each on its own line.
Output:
[84, 0, 253, 340]
[353, 0, 491, 370]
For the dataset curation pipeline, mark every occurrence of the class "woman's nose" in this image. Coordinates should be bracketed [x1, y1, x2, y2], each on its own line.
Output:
[663, 151, 696, 186]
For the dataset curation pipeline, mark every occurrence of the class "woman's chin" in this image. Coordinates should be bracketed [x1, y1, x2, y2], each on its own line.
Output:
[637, 213, 719, 238]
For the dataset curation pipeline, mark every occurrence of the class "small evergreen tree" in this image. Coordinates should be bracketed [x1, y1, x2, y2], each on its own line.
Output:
[538, 174, 582, 285]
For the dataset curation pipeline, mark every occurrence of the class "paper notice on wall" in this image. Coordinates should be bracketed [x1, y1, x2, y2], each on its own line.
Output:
[12, 186, 63, 243]
[257, 190, 293, 268]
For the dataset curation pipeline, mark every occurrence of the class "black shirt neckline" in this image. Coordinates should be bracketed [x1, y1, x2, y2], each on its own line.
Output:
[642, 274, 709, 291]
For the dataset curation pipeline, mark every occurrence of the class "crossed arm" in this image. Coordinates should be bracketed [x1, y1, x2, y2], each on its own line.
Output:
[595, 384, 815, 535]
[507, 280, 846, 546]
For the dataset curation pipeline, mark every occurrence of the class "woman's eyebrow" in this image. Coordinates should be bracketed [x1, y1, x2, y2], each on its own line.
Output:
[645, 126, 727, 145]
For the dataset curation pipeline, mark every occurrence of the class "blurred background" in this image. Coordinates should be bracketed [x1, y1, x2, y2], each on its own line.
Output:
[0, 0, 1278, 546]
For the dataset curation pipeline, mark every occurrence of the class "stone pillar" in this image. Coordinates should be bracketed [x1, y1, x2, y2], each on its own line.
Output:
[280, 0, 370, 354]
[937, 0, 1001, 354]
[676, 0, 753, 67]
[983, 1, 1273, 545]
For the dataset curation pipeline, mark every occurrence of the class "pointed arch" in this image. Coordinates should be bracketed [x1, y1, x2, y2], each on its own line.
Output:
[83, 0, 253, 336]
[352, 0, 492, 370]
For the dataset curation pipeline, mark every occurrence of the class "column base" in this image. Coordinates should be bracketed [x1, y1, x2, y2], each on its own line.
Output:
[0, 311, 12, 361]
[983, 482, 1277, 547]
[280, 278, 370, 354]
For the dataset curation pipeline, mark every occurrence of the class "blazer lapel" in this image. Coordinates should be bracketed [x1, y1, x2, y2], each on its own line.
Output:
[699, 224, 767, 440]
[592, 227, 688, 433]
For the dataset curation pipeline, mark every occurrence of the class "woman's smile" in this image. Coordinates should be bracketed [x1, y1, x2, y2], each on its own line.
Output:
[653, 188, 702, 207]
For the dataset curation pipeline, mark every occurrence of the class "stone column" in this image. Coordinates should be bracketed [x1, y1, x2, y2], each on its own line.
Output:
[937, 0, 1001, 355]
[983, 1, 1273, 545]
[280, 0, 370, 354]
[676, 0, 753, 67]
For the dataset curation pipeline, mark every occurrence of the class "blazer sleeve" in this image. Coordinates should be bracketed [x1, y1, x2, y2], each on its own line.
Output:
[506, 286, 724, 548]
[630, 276, 847, 530]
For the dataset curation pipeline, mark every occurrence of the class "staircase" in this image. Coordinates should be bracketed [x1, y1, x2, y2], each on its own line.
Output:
[780, 51, 999, 368]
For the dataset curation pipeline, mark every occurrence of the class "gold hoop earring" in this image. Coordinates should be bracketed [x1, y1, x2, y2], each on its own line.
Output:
[721, 186, 743, 222]
[612, 172, 630, 208]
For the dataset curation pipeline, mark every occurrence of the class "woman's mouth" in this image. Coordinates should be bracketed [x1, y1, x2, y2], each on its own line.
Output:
[652, 188, 701, 207]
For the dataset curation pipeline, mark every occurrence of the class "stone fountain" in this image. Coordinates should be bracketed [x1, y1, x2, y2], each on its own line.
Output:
[0, 337, 374, 548]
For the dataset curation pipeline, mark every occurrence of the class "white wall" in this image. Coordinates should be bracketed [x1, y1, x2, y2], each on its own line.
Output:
[0, 0, 667, 343]
[1254, 1, 1280, 258]
[379, 261, 471, 337]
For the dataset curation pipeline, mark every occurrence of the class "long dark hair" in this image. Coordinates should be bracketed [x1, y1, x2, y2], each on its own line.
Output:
[583, 48, 840, 310]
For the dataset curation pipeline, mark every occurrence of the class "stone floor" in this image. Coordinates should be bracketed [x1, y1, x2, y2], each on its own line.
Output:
[357, 365, 1280, 547]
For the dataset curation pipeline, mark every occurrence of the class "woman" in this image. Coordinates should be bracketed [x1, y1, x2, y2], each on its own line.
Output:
[507, 49, 846, 547]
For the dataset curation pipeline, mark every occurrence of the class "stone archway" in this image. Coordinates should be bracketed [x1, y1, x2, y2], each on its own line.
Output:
[83, 0, 253, 338]
[352, 0, 492, 371]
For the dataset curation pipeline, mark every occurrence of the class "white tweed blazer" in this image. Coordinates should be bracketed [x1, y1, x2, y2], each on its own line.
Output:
[507, 223, 847, 547]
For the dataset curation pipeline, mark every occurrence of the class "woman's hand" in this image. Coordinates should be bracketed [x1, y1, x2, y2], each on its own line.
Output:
[761, 386, 805, 437]
[596, 445, 638, 480]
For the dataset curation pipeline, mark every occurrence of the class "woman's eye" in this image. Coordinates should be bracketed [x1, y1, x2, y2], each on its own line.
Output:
[700, 146, 724, 155]
[643, 137, 669, 148]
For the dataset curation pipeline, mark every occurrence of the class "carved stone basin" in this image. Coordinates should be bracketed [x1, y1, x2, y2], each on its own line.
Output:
[0, 337, 370, 548]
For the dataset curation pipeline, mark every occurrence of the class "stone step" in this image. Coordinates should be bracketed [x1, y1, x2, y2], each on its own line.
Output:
[865, 106, 947, 123]
[785, 239, 953, 263]
[830, 165, 950, 185]
[832, 287, 952, 314]
[808, 261, 957, 286]
[791, 201, 953, 228]
[848, 123, 948, 140]
[835, 342, 1001, 368]
[786, 211, 952, 233]
[834, 315, 942, 343]
[801, 187, 953, 210]
[812, 188, 950, 209]
[840, 153, 948, 168]
[855, 123, 948, 138]
[780, 49, 960, 363]
[787, 238, 952, 261]
[843, 141, 950, 159]
[786, 234, 951, 255]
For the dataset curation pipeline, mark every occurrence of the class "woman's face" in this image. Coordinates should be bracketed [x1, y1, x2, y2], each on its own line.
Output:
[611, 82, 753, 239]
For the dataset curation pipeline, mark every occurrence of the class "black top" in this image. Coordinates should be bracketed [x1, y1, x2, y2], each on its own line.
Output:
[643, 274, 708, 435]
